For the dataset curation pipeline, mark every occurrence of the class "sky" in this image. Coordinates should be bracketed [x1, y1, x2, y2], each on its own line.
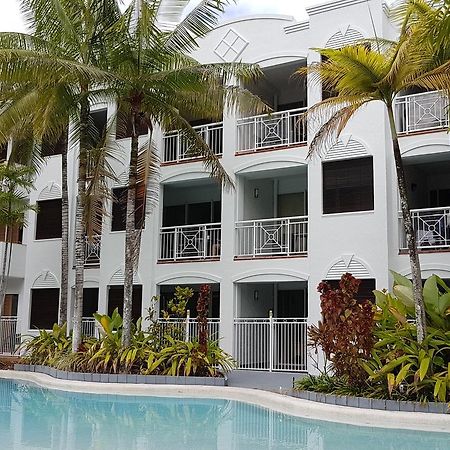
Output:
[0, 0, 319, 32]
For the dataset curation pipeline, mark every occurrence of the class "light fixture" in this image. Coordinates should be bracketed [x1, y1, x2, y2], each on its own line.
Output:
[254, 188, 259, 198]
[253, 290, 259, 301]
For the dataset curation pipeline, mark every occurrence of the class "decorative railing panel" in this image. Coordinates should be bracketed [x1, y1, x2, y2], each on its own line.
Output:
[395, 91, 449, 134]
[235, 216, 308, 257]
[85, 235, 101, 266]
[399, 207, 450, 250]
[159, 223, 221, 261]
[237, 107, 307, 152]
[163, 122, 223, 163]
[0, 317, 19, 355]
[233, 315, 307, 372]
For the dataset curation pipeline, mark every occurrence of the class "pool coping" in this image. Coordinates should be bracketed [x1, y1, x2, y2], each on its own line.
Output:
[1, 370, 449, 434]
[13, 364, 227, 386]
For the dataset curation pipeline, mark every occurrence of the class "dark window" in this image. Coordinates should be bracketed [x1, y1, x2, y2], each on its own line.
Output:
[162, 201, 221, 227]
[41, 128, 68, 157]
[327, 278, 376, 303]
[277, 290, 308, 318]
[83, 288, 99, 317]
[323, 157, 374, 214]
[0, 143, 7, 162]
[36, 199, 62, 239]
[430, 189, 450, 208]
[111, 187, 145, 231]
[2, 294, 18, 316]
[115, 105, 148, 140]
[30, 288, 59, 329]
[159, 286, 220, 318]
[89, 109, 107, 148]
[108, 285, 142, 323]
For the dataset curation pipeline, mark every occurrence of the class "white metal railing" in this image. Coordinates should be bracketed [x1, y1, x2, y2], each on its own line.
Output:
[399, 207, 450, 250]
[85, 235, 101, 266]
[234, 314, 307, 372]
[395, 90, 449, 134]
[0, 317, 19, 355]
[159, 223, 221, 261]
[156, 314, 221, 342]
[163, 122, 223, 163]
[235, 216, 308, 257]
[237, 107, 307, 152]
[81, 317, 97, 337]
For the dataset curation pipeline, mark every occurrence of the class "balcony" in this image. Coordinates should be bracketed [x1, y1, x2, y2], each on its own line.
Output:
[162, 122, 223, 163]
[235, 216, 308, 258]
[159, 223, 221, 261]
[395, 90, 449, 134]
[84, 235, 101, 267]
[399, 207, 450, 251]
[237, 107, 307, 153]
[0, 243, 26, 279]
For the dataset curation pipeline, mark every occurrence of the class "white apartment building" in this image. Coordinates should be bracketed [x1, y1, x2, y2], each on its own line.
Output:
[1, 0, 449, 373]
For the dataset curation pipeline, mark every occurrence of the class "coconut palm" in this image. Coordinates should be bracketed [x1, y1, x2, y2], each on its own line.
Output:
[0, 162, 35, 315]
[110, 0, 265, 346]
[297, 8, 450, 342]
[0, 0, 123, 350]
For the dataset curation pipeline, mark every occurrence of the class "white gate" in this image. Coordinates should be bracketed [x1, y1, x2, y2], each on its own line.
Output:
[234, 313, 307, 372]
[0, 317, 20, 355]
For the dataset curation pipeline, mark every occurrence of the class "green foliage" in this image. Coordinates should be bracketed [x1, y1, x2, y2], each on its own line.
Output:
[23, 310, 234, 377]
[361, 273, 450, 403]
[23, 323, 71, 366]
[162, 286, 193, 319]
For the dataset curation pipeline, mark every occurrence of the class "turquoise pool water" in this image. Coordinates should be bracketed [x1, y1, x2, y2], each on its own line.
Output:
[0, 379, 448, 449]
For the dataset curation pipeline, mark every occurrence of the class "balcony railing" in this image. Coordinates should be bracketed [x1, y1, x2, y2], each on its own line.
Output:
[237, 107, 307, 152]
[156, 315, 221, 342]
[234, 314, 307, 372]
[395, 91, 449, 134]
[399, 207, 450, 250]
[159, 223, 221, 261]
[0, 317, 19, 355]
[162, 122, 223, 163]
[235, 216, 308, 258]
[81, 317, 97, 337]
[85, 235, 101, 266]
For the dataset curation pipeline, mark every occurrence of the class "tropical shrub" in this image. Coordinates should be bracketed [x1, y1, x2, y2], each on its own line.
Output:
[361, 272, 450, 402]
[22, 309, 235, 377]
[308, 273, 375, 385]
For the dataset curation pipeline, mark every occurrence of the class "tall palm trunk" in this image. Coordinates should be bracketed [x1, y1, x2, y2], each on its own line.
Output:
[59, 145, 69, 326]
[122, 100, 141, 347]
[0, 225, 10, 316]
[387, 104, 427, 342]
[72, 95, 90, 352]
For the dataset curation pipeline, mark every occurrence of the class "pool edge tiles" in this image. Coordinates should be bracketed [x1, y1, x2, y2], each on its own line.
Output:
[1, 370, 449, 434]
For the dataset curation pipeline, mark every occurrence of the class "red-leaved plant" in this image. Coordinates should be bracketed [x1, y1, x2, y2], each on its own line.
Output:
[309, 273, 375, 385]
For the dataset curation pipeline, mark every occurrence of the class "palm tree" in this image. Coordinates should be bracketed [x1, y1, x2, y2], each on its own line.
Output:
[0, 0, 122, 350]
[297, 6, 450, 342]
[110, 0, 265, 346]
[0, 162, 35, 315]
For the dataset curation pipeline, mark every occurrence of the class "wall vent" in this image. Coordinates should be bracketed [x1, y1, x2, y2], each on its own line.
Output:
[324, 136, 368, 160]
[326, 255, 371, 279]
[38, 182, 62, 201]
[32, 271, 59, 289]
[326, 27, 364, 49]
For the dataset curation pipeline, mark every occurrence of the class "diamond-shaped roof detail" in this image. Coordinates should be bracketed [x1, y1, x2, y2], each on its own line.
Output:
[214, 29, 248, 62]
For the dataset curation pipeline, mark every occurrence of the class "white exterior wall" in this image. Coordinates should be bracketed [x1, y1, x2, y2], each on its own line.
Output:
[8, 0, 450, 372]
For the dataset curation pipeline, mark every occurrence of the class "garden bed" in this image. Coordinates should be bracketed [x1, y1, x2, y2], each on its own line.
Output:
[292, 389, 449, 414]
[14, 364, 227, 386]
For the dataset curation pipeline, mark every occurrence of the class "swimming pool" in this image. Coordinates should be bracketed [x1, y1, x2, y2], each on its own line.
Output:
[0, 378, 448, 449]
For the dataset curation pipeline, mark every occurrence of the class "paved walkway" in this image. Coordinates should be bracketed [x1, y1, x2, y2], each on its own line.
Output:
[227, 370, 304, 393]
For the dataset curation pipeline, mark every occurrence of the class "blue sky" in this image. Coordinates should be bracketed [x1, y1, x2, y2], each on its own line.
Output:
[0, 0, 316, 32]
